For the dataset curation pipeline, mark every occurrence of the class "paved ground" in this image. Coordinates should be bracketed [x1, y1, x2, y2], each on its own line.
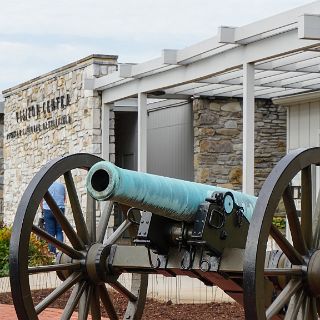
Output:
[0, 304, 108, 319]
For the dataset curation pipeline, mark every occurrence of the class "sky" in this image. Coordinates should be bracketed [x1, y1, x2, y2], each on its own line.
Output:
[0, 0, 315, 100]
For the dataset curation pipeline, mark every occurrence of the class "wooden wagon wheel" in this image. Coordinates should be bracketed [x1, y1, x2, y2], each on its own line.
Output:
[9, 153, 148, 320]
[244, 147, 320, 319]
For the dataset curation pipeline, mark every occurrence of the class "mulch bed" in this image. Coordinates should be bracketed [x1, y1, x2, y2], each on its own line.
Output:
[0, 289, 245, 319]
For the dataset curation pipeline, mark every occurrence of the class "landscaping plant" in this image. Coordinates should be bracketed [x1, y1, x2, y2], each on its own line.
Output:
[0, 224, 54, 277]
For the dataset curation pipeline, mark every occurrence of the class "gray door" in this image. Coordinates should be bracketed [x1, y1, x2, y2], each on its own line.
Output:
[147, 102, 194, 181]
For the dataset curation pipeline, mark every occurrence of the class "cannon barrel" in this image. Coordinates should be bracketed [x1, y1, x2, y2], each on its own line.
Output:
[86, 161, 257, 222]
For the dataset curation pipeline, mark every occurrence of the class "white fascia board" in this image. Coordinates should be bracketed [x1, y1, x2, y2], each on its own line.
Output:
[101, 30, 320, 103]
[273, 90, 320, 105]
[298, 14, 320, 40]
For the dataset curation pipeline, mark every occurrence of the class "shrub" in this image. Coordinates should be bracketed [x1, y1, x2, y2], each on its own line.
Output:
[272, 216, 286, 230]
[0, 225, 54, 277]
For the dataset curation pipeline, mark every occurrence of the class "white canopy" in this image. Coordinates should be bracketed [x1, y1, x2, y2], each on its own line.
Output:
[92, 1, 320, 195]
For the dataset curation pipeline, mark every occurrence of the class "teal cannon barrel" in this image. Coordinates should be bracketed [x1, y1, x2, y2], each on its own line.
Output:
[86, 161, 257, 223]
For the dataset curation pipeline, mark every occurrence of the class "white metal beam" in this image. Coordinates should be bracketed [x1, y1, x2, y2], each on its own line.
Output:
[180, 2, 320, 61]
[100, 30, 319, 103]
[234, 1, 320, 43]
[138, 93, 148, 172]
[242, 63, 255, 195]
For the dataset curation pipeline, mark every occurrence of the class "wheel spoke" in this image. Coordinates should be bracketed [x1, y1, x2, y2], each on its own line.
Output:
[316, 298, 320, 316]
[90, 285, 102, 320]
[302, 295, 310, 320]
[301, 166, 313, 249]
[266, 279, 302, 320]
[32, 225, 83, 259]
[99, 284, 118, 320]
[44, 191, 84, 250]
[28, 262, 81, 274]
[35, 272, 82, 314]
[64, 170, 90, 245]
[61, 281, 86, 320]
[264, 266, 303, 277]
[86, 194, 96, 243]
[283, 186, 307, 255]
[78, 284, 92, 320]
[284, 289, 304, 320]
[97, 201, 114, 243]
[312, 190, 320, 248]
[311, 297, 318, 320]
[270, 225, 304, 265]
[104, 220, 131, 246]
[110, 281, 138, 302]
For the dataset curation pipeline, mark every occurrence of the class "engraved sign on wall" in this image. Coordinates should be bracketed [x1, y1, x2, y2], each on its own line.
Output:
[7, 93, 72, 140]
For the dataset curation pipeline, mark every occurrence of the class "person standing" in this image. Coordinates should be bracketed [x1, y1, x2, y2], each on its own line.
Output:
[42, 181, 66, 254]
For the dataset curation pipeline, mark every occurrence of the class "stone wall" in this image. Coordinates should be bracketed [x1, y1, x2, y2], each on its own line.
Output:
[3, 55, 117, 223]
[0, 114, 3, 222]
[193, 98, 287, 195]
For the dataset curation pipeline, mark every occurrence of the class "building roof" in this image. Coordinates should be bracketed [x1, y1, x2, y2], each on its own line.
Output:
[92, 1, 320, 103]
[3, 54, 118, 97]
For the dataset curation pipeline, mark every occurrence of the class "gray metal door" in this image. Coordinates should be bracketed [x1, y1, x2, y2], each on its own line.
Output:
[147, 102, 194, 181]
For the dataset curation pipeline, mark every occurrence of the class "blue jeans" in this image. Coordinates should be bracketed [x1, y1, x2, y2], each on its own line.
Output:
[43, 208, 64, 254]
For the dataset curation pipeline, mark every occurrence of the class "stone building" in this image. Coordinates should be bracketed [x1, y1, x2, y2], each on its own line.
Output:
[2, 55, 117, 223]
[193, 98, 286, 193]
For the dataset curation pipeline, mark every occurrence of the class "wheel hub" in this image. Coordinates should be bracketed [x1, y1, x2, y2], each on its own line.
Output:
[307, 249, 320, 296]
[85, 243, 110, 283]
[84, 243, 119, 284]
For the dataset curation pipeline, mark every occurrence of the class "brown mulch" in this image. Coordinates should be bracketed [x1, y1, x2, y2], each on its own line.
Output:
[0, 289, 245, 319]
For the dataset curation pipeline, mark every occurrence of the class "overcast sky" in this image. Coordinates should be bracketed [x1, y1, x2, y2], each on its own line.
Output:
[0, 0, 315, 100]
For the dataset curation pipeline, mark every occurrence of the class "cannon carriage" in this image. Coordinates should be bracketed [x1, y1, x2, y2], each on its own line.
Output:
[9, 148, 320, 319]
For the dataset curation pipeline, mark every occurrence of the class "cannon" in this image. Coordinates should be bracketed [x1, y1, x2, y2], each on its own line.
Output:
[9, 148, 320, 319]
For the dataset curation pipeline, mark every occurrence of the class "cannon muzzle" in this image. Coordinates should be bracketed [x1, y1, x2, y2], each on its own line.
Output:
[86, 161, 257, 222]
